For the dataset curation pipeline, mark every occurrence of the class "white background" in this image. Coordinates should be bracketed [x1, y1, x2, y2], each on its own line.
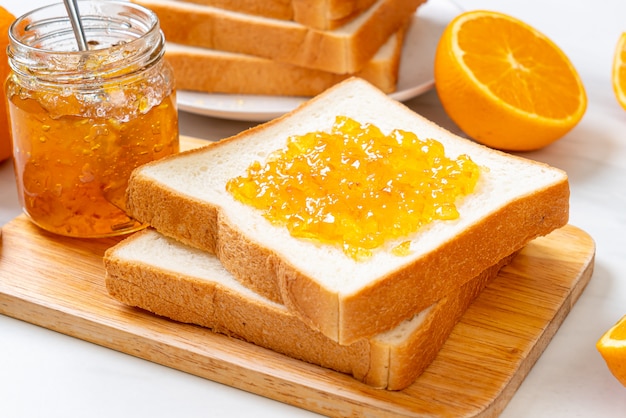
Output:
[1, 0, 626, 417]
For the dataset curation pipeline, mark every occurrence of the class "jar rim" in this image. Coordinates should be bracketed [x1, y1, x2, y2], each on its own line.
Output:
[9, 0, 159, 54]
[7, 0, 164, 83]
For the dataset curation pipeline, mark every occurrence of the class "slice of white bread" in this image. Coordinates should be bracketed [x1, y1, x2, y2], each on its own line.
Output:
[180, 0, 379, 30]
[125, 78, 569, 345]
[104, 228, 516, 390]
[164, 23, 405, 96]
[131, 0, 424, 74]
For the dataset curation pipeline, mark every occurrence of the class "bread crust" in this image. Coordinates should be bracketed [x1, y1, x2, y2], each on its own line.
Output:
[164, 23, 405, 96]
[126, 78, 570, 345]
[293, 0, 379, 30]
[127, 143, 568, 343]
[131, 0, 424, 74]
[179, 0, 379, 30]
[104, 230, 515, 389]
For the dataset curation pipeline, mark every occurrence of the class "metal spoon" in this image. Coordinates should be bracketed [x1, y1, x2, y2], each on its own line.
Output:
[63, 0, 88, 51]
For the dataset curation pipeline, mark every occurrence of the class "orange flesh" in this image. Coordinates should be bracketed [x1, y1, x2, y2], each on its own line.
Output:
[227, 116, 480, 260]
[458, 15, 582, 119]
[613, 33, 626, 110]
[0, 7, 15, 161]
[611, 323, 626, 340]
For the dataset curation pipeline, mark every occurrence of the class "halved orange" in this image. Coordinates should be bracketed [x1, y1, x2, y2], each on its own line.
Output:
[434, 10, 587, 151]
[0, 6, 15, 162]
[612, 32, 626, 110]
[597, 315, 626, 387]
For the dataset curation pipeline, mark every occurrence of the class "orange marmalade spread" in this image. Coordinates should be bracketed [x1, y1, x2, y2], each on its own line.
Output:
[226, 116, 481, 260]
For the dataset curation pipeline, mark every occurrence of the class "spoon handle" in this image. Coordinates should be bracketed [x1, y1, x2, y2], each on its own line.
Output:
[63, 0, 88, 51]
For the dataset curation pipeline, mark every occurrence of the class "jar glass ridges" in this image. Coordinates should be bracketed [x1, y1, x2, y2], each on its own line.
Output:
[6, 0, 179, 238]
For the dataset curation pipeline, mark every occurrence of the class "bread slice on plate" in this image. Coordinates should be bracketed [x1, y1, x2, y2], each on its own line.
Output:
[164, 23, 405, 96]
[126, 78, 569, 345]
[104, 228, 516, 390]
[179, 0, 379, 30]
[131, 0, 424, 74]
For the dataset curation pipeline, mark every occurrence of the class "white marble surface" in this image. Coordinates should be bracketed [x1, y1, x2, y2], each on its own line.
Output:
[1, 0, 626, 416]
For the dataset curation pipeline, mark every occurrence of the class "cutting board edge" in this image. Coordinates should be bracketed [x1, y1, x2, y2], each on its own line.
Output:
[0, 218, 596, 418]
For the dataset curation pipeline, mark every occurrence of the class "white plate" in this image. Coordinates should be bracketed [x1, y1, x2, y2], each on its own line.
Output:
[176, 0, 462, 122]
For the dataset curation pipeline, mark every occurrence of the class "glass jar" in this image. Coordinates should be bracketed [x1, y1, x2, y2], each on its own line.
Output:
[6, 0, 179, 238]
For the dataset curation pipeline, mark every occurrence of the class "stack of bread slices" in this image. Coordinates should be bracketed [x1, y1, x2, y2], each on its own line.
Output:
[103, 78, 570, 390]
[131, 0, 427, 96]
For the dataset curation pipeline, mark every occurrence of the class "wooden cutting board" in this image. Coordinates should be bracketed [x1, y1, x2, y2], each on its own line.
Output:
[0, 136, 595, 416]
[0, 217, 595, 417]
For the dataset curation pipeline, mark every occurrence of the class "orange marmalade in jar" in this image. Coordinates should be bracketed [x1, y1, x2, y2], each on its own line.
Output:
[6, 1, 179, 238]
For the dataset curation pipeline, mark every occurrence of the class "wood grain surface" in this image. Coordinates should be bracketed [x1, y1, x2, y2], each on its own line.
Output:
[0, 214, 595, 417]
[0, 135, 596, 417]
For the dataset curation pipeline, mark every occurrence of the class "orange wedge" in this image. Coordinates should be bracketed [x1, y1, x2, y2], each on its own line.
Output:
[612, 32, 626, 110]
[434, 10, 587, 151]
[0, 6, 15, 162]
[597, 315, 626, 387]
